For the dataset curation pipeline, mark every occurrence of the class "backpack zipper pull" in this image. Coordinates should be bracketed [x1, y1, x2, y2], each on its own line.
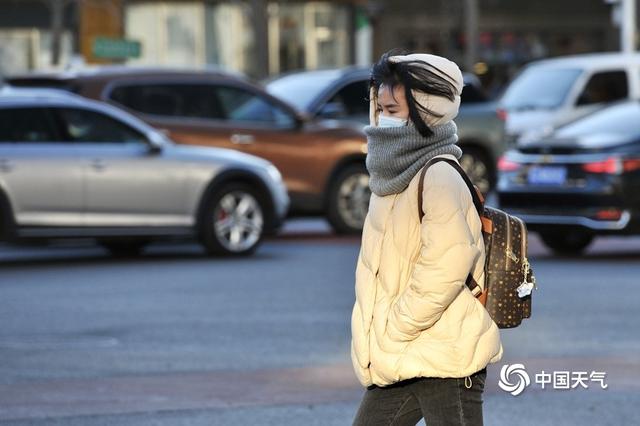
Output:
[506, 248, 519, 263]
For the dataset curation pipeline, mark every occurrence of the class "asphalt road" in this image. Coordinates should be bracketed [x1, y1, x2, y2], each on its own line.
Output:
[0, 218, 639, 425]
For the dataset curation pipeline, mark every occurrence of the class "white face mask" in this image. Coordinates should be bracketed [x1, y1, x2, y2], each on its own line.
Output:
[377, 114, 408, 128]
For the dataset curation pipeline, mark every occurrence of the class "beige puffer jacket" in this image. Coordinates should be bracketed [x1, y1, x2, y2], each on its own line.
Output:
[350, 153, 503, 388]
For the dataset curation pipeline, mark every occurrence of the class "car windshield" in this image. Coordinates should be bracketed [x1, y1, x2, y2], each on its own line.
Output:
[500, 67, 582, 110]
[555, 101, 640, 138]
[266, 70, 342, 112]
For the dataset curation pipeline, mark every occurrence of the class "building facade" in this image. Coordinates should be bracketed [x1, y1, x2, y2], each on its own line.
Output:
[0, 0, 76, 75]
[0, 0, 629, 86]
[122, 0, 360, 78]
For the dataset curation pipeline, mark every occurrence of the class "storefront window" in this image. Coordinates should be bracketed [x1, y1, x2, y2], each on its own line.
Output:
[269, 2, 350, 74]
[0, 29, 73, 75]
[126, 2, 205, 67]
[124, 1, 351, 77]
[125, 1, 256, 75]
[205, 3, 256, 76]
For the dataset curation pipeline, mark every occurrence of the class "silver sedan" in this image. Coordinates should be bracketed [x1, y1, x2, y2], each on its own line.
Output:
[0, 86, 289, 256]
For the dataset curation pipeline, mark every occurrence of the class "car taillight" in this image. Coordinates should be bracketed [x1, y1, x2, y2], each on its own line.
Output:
[498, 156, 521, 172]
[496, 108, 507, 121]
[581, 157, 640, 174]
[623, 158, 640, 172]
[582, 157, 621, 174]
[594, 209, 622, 220]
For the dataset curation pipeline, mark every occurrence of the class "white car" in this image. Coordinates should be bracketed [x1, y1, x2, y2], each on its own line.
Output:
[499, 52, 640, 145]
[0, 86, 289, 256]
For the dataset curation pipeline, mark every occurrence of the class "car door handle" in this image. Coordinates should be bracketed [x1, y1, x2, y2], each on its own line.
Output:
[91, 159, 107, 171]
[0, 159, 13, 172]
[230, 134, 255, 145]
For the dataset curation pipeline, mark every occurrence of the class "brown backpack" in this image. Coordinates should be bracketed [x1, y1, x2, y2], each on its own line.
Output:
[417, 158, 536, 328]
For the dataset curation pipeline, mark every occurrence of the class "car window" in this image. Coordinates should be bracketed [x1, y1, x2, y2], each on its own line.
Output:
[576, 71, 628, 106]
[500, 67, 582, 110]
[0, 107, 60, 143]
[109, 84, 225, 119]
[322, 80, 369, 121]
[215, 86, 296, 127]
[54, 108, 148, 144]
[266, 70, 343, 112]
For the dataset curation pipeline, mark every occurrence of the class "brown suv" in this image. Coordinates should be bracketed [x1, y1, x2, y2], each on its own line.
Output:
[8, 68, 369, 233]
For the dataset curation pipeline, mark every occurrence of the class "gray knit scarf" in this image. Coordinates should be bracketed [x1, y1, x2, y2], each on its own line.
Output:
[364, 120, 462, 196]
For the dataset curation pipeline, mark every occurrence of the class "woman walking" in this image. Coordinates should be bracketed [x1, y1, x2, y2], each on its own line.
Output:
[351, 50, 503, 425]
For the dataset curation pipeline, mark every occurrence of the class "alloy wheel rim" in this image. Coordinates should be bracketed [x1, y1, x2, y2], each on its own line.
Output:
[337, 173, 370, 230]
[213, 191, 263, 252]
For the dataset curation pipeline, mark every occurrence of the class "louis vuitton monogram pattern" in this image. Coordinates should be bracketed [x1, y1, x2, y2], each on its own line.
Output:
[482, 207, 533, 328]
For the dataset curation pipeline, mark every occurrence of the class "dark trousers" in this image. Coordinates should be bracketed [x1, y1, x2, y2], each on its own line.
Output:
[352, 367, 487, 426]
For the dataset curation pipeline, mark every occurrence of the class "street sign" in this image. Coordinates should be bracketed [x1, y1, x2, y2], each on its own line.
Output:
[92, 37, 141, 59]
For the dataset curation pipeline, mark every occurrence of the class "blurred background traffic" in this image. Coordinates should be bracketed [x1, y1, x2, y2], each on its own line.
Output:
[0, 1, 639, 425]
[1, 0, 640, 254]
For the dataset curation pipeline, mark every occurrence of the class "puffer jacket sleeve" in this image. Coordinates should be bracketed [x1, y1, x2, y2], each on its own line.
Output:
[386, 163, 481, 342]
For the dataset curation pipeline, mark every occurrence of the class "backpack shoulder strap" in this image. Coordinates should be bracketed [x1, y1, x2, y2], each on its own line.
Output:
[416, 161, 433, 222]
[417, 158, 485, 222]
[416, 157, 490, 302]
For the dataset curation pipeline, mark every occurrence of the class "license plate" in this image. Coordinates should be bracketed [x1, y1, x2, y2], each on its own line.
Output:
[527, 166, 567, 185]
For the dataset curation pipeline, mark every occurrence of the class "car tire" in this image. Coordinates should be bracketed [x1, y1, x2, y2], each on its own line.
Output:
[327, 163, 371, 234]
[459, 146, 494, 195]
[539, 230, 595, 255]
[101, 240, 148, 257]
[0, 191, 16, 242]
[199, 182, 265, 256]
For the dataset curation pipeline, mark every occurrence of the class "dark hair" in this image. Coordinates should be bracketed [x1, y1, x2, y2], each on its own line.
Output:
[369, 48, 459, 137]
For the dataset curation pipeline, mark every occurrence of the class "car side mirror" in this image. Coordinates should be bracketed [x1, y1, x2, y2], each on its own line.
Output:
[293, 112, 311, 129]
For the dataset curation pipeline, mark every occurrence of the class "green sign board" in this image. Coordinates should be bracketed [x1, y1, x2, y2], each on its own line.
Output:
[93, 37, 141, 59]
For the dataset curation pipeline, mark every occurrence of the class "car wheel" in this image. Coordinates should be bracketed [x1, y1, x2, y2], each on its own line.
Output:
[199, 182, 265, 256]
[459, 146, 494, 195]
[101, 240, 148, 257]
[327, 164, 371, 234]
[0, 192, 16, 242]
[539, 230, 595, 255]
